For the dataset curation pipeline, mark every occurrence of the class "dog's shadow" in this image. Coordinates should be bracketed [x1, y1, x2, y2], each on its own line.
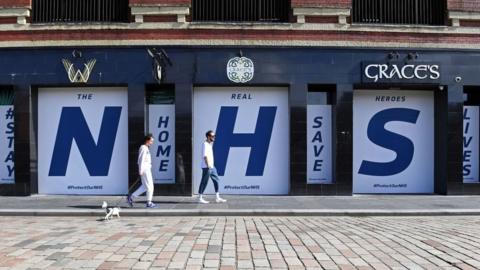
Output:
[96, 218, 122, 222]
[69, 205, 103, 209]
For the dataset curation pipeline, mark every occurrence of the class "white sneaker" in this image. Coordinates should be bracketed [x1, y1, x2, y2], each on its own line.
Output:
[198, 198, 209, 204]
[215, 197, 227, 203]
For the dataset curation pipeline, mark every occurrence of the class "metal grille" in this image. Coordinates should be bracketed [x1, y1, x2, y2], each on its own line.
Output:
[352, 0, 446, 25]
[192, 0, 290, 22]
[32, 0, 129, 23]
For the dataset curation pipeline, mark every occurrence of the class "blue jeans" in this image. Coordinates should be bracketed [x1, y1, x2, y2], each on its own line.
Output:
[198, 167, 220, 194]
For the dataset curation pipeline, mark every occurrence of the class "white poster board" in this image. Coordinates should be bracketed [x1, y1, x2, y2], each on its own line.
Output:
[463, 106, 479, 183]
[0, 105, 14, 184]
[148, 104, 175, 184]
[38, 87, 128, 195]
[193, 87, 289, 195]
[307, 105, 332, 184]
[353, 90, 434, 194]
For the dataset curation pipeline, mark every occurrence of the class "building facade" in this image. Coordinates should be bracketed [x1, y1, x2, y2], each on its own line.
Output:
[0, 0, 479, 196]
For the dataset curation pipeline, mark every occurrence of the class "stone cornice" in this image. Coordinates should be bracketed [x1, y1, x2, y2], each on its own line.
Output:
[0, 21, 476, 35]
[1, 39, 479, 50]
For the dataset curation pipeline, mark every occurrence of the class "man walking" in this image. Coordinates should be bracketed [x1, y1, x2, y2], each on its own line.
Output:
[127, 134, 157, 208]
[198, 130, 227, 204]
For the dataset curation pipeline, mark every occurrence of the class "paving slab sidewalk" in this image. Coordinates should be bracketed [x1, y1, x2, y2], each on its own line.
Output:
[1, 195, 480, 216]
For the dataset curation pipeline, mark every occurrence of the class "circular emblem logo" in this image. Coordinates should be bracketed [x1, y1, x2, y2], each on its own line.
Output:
[227, 57, 254, 83]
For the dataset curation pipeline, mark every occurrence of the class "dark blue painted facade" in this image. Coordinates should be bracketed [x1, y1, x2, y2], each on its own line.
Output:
[1, 47, 479, 86]
[0, 47, 478, 195]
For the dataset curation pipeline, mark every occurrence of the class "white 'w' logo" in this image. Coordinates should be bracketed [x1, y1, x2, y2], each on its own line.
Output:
[62, 59, 96, 83]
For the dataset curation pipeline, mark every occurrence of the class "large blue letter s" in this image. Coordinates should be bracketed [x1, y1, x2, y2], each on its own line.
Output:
[358, 108, 420, 176]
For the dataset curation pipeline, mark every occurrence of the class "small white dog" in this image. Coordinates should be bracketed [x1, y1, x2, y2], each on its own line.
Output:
[102, 201, 121, 220]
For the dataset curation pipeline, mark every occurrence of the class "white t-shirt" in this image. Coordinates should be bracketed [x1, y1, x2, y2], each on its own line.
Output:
[201, 141, 214, 168]
[138, 145, 152, 175]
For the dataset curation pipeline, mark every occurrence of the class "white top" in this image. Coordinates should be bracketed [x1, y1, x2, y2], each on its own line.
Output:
[201, 141, 214, 168]
[138, 144, 152, 175]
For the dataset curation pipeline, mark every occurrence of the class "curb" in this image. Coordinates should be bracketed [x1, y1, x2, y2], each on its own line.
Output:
[1, 209, 480, 217]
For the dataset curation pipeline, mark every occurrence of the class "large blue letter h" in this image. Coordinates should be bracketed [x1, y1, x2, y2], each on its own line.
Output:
[214, 106, 276, 176]
[49, 107, 122, 176]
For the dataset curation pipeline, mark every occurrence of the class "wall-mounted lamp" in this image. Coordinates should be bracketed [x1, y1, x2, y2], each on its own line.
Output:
[387, 51, 400, 61]
[407, 52, 419, 61]
[72, 49, 82, 58]
[147, 48, 173, 84]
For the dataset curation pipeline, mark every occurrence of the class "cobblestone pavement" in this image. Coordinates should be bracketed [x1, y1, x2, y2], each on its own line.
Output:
[1, 216, 480, 270]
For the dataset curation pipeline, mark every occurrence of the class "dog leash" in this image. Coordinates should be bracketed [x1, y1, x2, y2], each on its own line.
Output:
[110, 176, 142, 207]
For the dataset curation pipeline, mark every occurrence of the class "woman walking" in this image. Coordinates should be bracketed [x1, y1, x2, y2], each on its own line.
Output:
[127, 134, 157, 208]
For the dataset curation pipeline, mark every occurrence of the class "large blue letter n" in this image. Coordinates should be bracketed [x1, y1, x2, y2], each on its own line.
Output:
[49, 107, 122, 176]
[214, 106, 276, 176]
